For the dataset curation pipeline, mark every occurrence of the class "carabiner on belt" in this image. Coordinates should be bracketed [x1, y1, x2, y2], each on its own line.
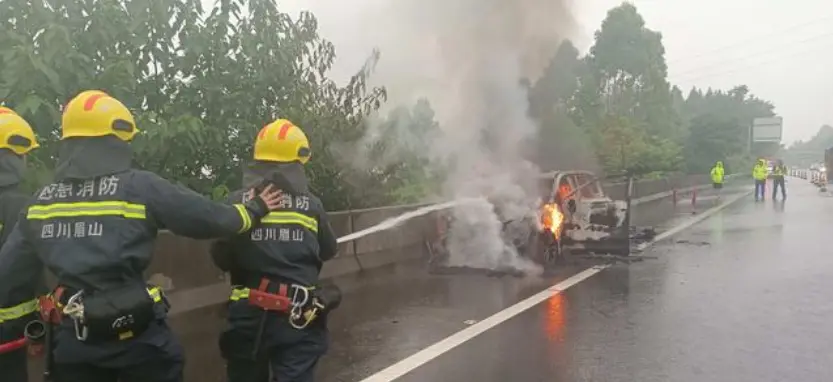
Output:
[62, 290, 88, 341]
[288, 285, 317, 330]
[288, 285, 309, 318]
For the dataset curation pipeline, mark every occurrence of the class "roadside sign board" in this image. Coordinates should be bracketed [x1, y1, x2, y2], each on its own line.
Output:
[752, 117, 783, 142]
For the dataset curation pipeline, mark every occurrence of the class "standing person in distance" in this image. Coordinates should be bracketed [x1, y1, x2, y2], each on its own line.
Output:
[710, 160, 725, 201]
[0, 90, 284, 382]
[752, 159, 768, 201]
[0, 106, 43, 382]
[771, 159, 788, 200]
[211, 119, 339, 382]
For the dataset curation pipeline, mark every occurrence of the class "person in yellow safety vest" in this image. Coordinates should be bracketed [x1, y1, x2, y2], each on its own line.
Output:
[710, 161, 725, 202]
[771, 159, 788, 200]
[0, 106, 43, 382]
[753, 159, 768, 201]
[710, 161, 725, 189]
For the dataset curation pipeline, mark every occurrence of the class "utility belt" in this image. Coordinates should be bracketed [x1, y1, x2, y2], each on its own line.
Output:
[230, 278, 341, 330]
[32, 284, 167, 344]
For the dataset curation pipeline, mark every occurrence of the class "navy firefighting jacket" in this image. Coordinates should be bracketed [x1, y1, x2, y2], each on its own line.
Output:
[211, 187, 338, 287]
[0, 187, 39, 344]
[0, 170, 269, 308]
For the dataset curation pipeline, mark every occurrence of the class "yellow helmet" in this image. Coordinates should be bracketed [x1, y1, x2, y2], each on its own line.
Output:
[0, 106, 40, 155]
[61, 90, 139, 141]
[253, 119, 311, 164]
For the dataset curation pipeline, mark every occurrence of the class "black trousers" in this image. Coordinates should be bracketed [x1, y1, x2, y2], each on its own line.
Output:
[772, 177, 786, 199]
[220, 301, 329, 382]
[0, 347, 28, 382]
[51, 320, 184, 382]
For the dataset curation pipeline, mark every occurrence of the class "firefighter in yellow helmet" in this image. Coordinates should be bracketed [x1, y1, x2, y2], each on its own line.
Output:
[0, 90, 285, 382]
[0, 106, 42, 382]
[210, 119, 339, 382]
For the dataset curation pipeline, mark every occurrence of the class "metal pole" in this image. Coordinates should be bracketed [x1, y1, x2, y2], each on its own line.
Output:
[348, 212, 364, 271]
[623, 175, 633, 256]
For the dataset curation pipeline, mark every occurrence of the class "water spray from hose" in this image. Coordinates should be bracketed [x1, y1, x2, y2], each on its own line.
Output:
[336, 198, 482, 244]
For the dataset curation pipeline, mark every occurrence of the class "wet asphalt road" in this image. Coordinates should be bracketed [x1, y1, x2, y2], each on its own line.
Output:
[318, 178, 833, 382]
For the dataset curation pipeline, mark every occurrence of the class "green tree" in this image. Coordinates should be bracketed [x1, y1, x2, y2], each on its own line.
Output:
[595, 115, 681, 175]
[577, 3, 681, 175]
[684, 113, 740, 173]
[680, 85, 775, 172]
[525, 3, 777, 178]
[528, 41, 599, 172]
[0, 0, 386, 209]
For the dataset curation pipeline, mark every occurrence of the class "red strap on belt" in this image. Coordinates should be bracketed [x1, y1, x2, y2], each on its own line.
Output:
[248, 278, 292, 312]
[39, 286, 65, 324]
[0, 337, 27, 354]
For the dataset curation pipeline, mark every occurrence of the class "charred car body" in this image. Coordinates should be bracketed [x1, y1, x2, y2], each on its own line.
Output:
[429, 170, 648, 271]
[517, 171, 632, 263]
[427, 171, 656, 272]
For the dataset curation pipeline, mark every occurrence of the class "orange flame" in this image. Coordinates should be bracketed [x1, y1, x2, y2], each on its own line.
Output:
[541, 203, 565, 240]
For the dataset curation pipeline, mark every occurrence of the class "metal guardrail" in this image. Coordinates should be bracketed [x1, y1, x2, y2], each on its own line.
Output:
[153, 173, 730, 238]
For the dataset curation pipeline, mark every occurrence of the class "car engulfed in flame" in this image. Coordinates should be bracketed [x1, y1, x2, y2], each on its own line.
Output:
[517, 170, 634, 264]
[539, 202, 565, 240]
[427, 170, 643, 273]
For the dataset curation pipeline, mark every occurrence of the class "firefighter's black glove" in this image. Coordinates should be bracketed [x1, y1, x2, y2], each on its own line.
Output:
[244, 183, 283, 219]
[243, 195, 270, 219]
[315, 284, 342, 313]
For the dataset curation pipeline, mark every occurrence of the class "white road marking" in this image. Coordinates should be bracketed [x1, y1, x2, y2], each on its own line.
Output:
[358, 265, 610, 382]
[359, 187, 752, 382]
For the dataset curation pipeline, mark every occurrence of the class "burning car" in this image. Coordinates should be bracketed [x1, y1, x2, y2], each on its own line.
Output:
[427, 170, 639, 272]
[519, 170, 632, 263]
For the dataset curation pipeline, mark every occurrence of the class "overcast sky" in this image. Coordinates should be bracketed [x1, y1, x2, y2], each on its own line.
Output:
[256, 0, 831, 144]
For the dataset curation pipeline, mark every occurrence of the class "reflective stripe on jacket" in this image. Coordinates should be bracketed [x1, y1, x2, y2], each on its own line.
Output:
[0, 299, 37, 323]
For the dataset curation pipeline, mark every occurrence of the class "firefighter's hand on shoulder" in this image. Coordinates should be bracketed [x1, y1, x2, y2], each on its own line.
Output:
[244, 184, 283, 218]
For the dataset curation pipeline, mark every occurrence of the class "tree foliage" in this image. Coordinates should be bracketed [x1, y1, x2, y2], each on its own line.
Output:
[527, 3, 777, 177]
[681, 86, 775, 173]
[0, 0, 385, 209]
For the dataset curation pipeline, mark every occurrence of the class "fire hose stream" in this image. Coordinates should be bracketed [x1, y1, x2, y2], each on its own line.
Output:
[335, 198, 483, 245]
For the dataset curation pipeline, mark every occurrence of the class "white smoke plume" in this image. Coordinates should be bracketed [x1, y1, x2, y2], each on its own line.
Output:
[331, 0, 579, 272]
